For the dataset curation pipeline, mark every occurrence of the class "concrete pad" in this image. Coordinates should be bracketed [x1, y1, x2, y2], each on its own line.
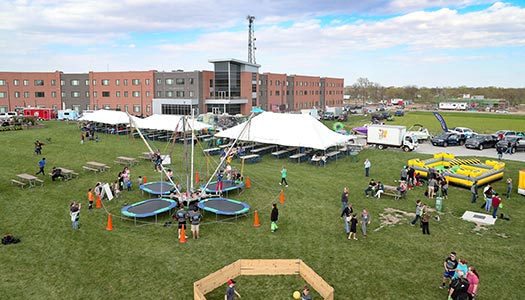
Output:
[461, 210, 496, 225]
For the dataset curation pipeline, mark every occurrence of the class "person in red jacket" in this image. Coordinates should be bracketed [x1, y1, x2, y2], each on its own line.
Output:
[491, 193, 502, 219]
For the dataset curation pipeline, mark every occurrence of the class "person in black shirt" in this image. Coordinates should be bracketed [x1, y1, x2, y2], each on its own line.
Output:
[449, 270, 470, 300]
[51, 167, 63, 181]
[270, 203, 279, 232]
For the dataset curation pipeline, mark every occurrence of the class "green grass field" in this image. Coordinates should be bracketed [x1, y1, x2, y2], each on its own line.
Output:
[0, 113, 524, 300]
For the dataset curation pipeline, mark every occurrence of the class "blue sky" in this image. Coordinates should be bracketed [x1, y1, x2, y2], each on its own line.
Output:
[1, 0, 524, 87]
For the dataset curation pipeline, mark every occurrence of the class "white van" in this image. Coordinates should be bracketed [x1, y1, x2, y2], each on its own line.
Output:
[0, 111, 18, 120]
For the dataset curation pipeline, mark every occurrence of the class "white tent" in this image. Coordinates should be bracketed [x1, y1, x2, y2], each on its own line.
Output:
[78, 110, 140, 125]
[215, 112, 350, 150]
[134, 114, 212, 132]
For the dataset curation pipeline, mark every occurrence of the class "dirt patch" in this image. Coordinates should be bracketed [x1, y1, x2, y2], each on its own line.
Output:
[374, 207, 438, 232]
[472, 223, 489, 232]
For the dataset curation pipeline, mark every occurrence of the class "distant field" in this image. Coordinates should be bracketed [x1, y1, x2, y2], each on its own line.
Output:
[0, 119, 524, 300]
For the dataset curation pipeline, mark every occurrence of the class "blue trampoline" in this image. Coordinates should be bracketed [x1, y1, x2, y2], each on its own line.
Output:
[202, 180, 244, 194]
[140, 182, 176, 195]
[121, 198, 178, 218]
[198, 198, 250, 215]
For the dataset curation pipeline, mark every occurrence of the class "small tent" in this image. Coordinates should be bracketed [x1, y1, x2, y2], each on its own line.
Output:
[78, 110, 140, 125]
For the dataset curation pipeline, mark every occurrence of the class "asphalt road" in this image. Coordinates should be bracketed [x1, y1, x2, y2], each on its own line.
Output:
[414, 142, 525, 162]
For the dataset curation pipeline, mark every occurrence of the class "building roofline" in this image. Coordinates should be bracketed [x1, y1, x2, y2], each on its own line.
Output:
[208, 58, 261, 68]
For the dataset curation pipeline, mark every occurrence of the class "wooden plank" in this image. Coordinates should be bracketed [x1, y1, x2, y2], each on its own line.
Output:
[240, 259, 300, 275]
[194, 260, 241, 295]
[299, 262, 335, 298]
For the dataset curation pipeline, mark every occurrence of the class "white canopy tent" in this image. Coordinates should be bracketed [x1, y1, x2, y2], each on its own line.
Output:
[215, 112, 350, 150]
[78, 110, 140, 125]
[134, 114, 212, 132]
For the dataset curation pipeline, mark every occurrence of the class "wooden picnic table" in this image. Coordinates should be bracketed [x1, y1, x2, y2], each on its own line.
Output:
[239, 154, 262, 163]
[139, 152, 153, 160]
[251, 145, 276, 155]
[86, 161, 110, 172]
[57, 168, 79, 180]
[116, 156, 138, 167]
[16, 173, 43, 188]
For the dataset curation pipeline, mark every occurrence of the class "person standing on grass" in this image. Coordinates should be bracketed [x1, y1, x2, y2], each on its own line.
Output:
[466, 266, 479, 300]
[348, 213, 358, 240]
[497, 147, 503, 160]
[216, 169, 224, 194]
[341, 187, 349, 213]
[448, 270, 470, 300]
[420, 205, 430, 235]
[225, 279, 241, 300]
[279, 166, 288, 187]
[428, 177, 437, 199]
[87, 188, 94, 210]
[35, 157, 46, 176]
[270, 203, 279, 232]
[188, 206, 201, 239]
[174, 206, 188, 240]
[506, 177, 512, 199]
[364, 158, 371, 177]
[70, 202, 81, 230]
[491, 193, 502, 219]
[360, 208, 371, 238]
[441, 252, 458, 289]
[470, 181, 478, 203]
[410, 200, 422, 226]
[341, 202, 353, 235]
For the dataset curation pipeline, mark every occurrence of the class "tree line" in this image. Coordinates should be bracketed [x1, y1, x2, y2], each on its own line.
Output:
[345, 77, 525, 105]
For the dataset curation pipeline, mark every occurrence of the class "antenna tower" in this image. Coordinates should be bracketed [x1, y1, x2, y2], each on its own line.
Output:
[247, 15, 256, 64]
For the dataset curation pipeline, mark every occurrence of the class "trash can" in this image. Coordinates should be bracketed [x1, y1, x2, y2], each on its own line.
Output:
[435, 196, 443, 213]
[350, 151, 359, 163]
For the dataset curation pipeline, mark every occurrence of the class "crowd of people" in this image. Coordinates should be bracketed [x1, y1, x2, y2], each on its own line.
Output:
[441, 251, 480, 300]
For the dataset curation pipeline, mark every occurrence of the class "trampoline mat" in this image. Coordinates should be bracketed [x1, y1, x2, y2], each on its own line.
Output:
[198, 198, 250, 215]
[204, 180, 244, 192]
[122, 198, 177, 218]
[140, 182, 175, 195]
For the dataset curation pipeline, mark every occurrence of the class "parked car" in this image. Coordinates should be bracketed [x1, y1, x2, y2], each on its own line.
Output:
[431, 132, 466, 147]
[465, 134, 499, 150]
[449, 127, 477, 138]
[336, 113, 348, 122]
[496, 136, 525, 153]
[493, 130, 517, 140]
[394, 110, 404, 116]
[322, 112, 335, 120]
[406, 124, 430, 142]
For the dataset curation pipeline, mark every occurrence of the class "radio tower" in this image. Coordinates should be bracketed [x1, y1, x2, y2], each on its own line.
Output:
[247, 15, 256, 64]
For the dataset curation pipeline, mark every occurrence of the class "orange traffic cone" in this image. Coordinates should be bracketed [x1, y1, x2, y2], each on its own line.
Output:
[195, 171, 200, 183]
[179, 225, 187, 243]
[96, 195, 102, 208]
[279, 190, 285, 204]
[246, 176, 251, 188]
[106, 214, 113, 231]
[253, 210, 261, 227]
[143, 176, 147, 183]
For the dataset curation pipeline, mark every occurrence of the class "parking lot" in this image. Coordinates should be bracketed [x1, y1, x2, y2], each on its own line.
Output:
[414, 142, 525, 162]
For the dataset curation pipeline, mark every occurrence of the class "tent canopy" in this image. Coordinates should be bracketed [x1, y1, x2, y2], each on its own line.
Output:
[215, 112, 350, 150]
[78, 110, 140, 125]
[134, 114, 212, 132]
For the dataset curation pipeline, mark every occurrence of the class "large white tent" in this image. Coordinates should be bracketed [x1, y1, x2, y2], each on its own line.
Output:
[133, 114, 212, 132]
[78, 110, 140, 125]
[215, 112, 350, 150]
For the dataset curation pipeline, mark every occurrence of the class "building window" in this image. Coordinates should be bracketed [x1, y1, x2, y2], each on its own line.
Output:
[189, 91, 194, 97]
[145, 79, 150, 85]
[275, 91, 280, 96]
[85, 91, 89, 97]
[166, 78, 174, 85]
[93, 91, 97, 98]
[61, 92, 65, 97]
[35, 92, 45, 97]
[132, 91, 140, 98]
[15, 91, 20, 98]
[124, 105, 129, 112]
[24, 91, 29, 98]
[0, 92, 5, 98]
[116, 91, 121, 97]
[0, 80, 5, 86]
[145, 91, 150, 97]
[34, 80, 44, 86]
[166, 91, 173, 97]
[123, 79, 128, 86]
[156, 91, 161, 97]
[209, 79, 213, 87]
[270, 91, 272, 96]
[102, 79, 110, 86]
[176, 78, 184, 85]
[86, 104, 90, 110]
[93, 104, 98, 110]
[116, 104, 121, 110]
[116, 79, 120, 86]
[146, 104, 151, 112]
[189, 78, 194, 84]
[270, 80, 272, 86]
[60, 80, 65, 86]
[124, 91, 128, 97]
[51, 80, 56, 86]
[23, 80, 29, 86]
[156, 79, 161, 85]
[71, 79, 80, 86]
[72, 92, 80, 98]
[102, 91, 110, 97]
[14, 79, 20, 86]
[92, 79, 97, 86]
[133, 105, 141, 112]
[52, 91, 57, 98]
[85, 79, 89, 86]
[176, 91, 184, 97]
[132, 79, 140, 85]
[72, 105, 80, 111]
